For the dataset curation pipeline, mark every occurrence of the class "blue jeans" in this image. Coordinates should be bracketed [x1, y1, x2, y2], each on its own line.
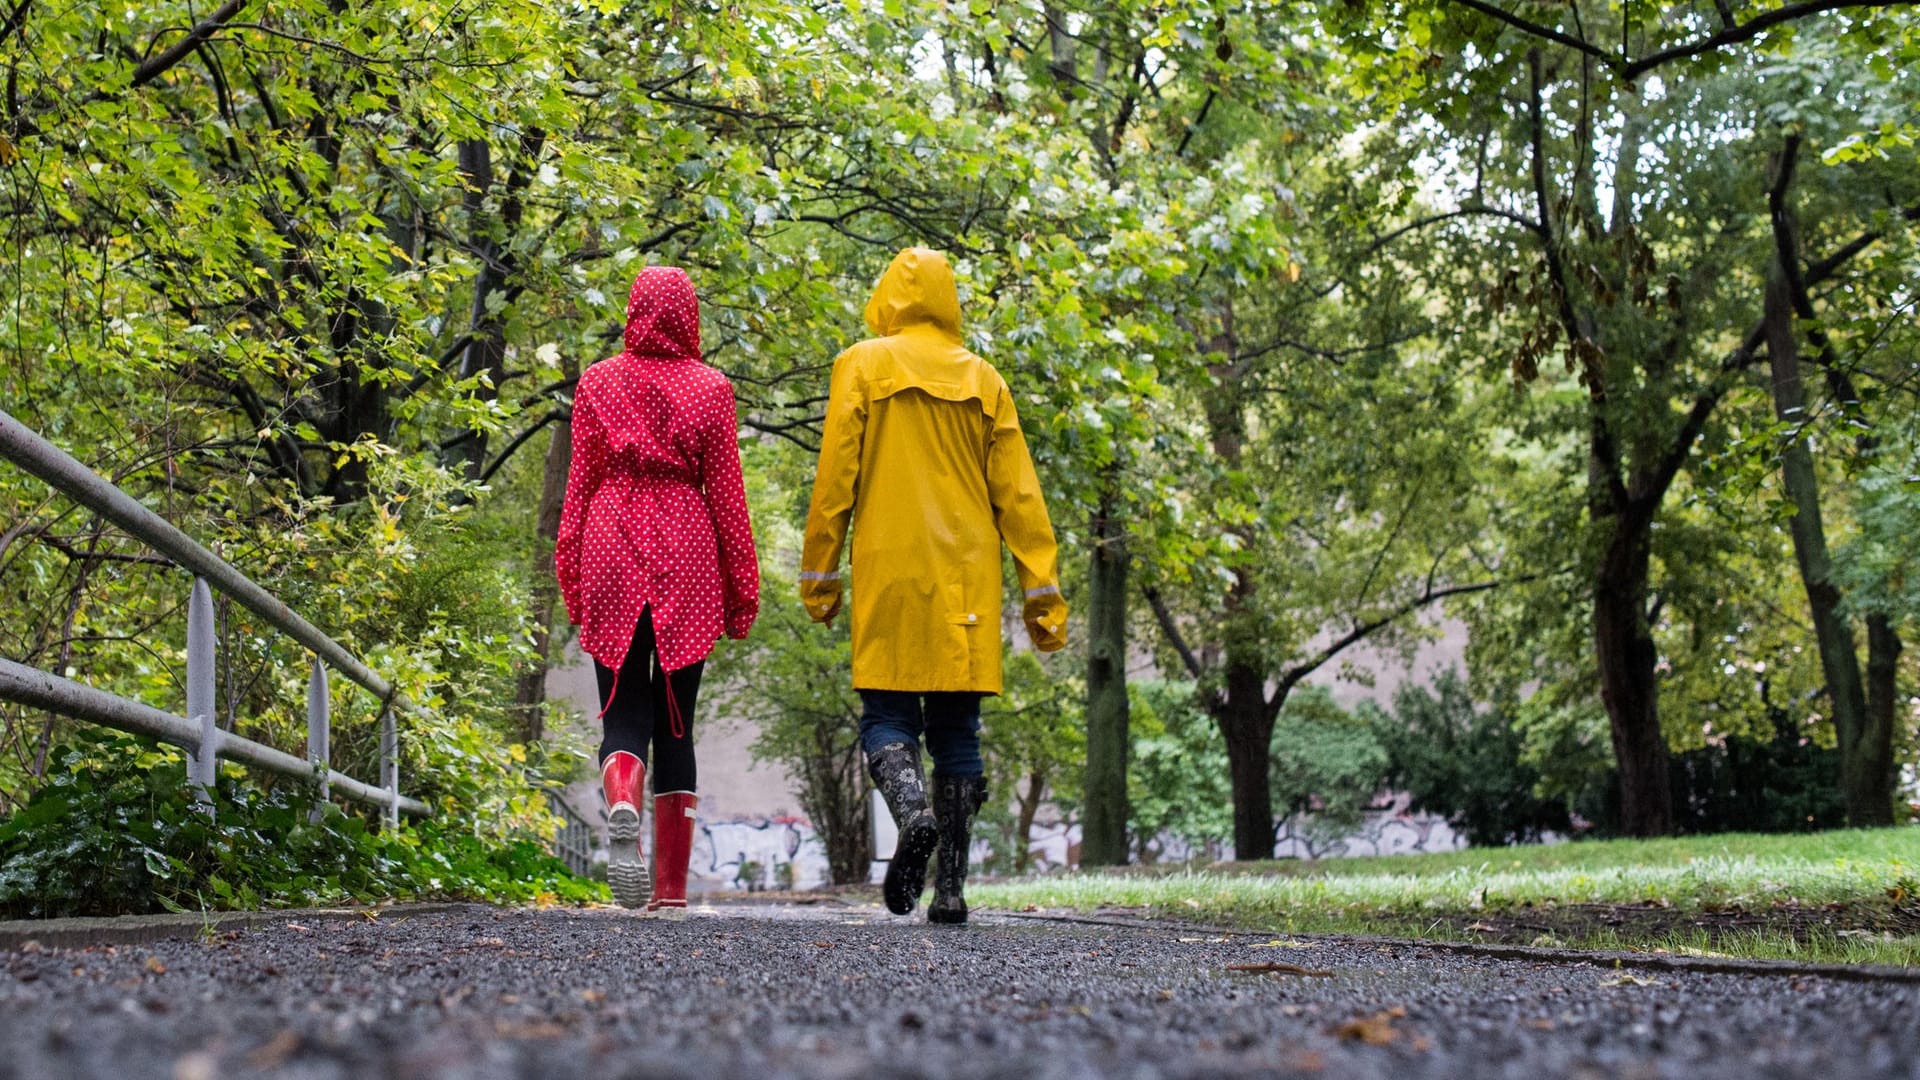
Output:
[859, 691, 984, 778]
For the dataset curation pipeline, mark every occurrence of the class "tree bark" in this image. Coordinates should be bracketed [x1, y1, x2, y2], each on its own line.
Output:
[1862, 614, 1901, 822]
[1769, 138, 1897, 827]
[1014, 767, 1045, 873]
[1765, 273, 1881, 825]
[1219, 661, 1276, 859]
[513, 363, 576, 746]
[1081, 480, 1131, 866]
[1592, 499, 1672, 836]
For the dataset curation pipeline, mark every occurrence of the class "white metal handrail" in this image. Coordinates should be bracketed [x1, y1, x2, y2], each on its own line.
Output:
[0, 407, 427, 822]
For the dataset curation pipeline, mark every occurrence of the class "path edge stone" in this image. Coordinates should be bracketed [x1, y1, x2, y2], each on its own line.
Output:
[0, 902, 476, 951]
[989, 909, 1920, 985]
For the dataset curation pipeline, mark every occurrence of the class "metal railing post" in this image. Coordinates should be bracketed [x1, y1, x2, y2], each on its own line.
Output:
[380, 707, 399, 831]
[307, 657, 329, 822]
[186, 577, 218, 813]
[0, 409, 432, 822]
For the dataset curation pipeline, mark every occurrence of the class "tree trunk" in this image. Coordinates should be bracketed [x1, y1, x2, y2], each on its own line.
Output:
[1862, 614, 1901, 823]
[1081, 483, 1131, 866]
[1044, 4, 1077, 98]
[808, 719, 873, 886]
[1014, 767, 1045, 873]
[513, 368, 576, 746]
[1219, 661, 1275, 859]
[1592, 502, 1672, 836]
[1764, 273, 1881, 825]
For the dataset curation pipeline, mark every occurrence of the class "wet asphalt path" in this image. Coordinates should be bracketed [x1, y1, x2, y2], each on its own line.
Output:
[1, 902, 1914, 1079]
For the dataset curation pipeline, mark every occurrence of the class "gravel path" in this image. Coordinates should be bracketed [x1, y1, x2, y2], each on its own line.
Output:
[1, 901, 1914, 1079]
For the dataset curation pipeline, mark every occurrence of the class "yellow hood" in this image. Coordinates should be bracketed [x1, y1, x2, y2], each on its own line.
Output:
[864, 248, 962, 339]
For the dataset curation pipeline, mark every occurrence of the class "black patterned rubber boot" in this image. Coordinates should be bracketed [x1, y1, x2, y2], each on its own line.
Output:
[928, 775, 988, 925]
[868, 742, 939, 916]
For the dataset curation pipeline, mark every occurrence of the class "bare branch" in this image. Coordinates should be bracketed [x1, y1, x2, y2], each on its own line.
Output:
[1267, 576, 1513, 721]
[1445, 0, 1610, 64]
[1623, 1, 1911, 80]
[478, 411, 562, 484]
[1142, 584, 1206, 682]
[130, 0, 248, 88]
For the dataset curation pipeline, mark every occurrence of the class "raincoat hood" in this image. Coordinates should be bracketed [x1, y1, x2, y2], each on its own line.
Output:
[623, 266, 701, 360]
[864, 247, 962, 339]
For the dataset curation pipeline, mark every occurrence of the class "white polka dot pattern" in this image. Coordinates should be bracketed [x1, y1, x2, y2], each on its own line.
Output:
[555, 267, 760, 675]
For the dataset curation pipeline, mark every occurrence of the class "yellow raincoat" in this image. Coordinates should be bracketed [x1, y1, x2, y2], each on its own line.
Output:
[801, 248, 1068, 693]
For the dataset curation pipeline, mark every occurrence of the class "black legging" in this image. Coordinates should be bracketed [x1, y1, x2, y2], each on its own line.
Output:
[595, 610, 703, 793]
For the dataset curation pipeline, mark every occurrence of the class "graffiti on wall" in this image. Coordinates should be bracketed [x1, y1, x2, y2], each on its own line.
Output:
[688, 815, 832, 892]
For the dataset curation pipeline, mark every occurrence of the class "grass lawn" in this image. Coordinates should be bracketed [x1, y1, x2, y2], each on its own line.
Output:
[969, 827, 1920, 966]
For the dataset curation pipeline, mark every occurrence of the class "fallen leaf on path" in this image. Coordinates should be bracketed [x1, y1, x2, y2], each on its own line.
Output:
[1600, 974, 1661, 987]
[578, 989, 605, 1003]
[1248, 939, 1317, 949]
[1463, 922, 1499, 933]
[494, 1020, 567, 1039]
[285, 923, 311, 933]
[1333, 1007, 1409, 1046]
[812, 941, 836, 948]
[145, 956, 167, 975]
[248, 1030, 302, 1069]
[1182, 898, 1202, 909]
[1227, 962, 1335, 978]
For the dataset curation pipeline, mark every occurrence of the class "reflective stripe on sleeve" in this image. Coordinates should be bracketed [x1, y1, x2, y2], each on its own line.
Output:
[1024, 584, 1060, 598]
[799, 570, 841, 582]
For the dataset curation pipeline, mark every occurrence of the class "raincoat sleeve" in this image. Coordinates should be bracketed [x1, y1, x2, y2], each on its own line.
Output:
[986, 384, 1068, 651]
[799, 350, 867, 622]
[554, 387, 606, 627]
[704, 378, 760, 639]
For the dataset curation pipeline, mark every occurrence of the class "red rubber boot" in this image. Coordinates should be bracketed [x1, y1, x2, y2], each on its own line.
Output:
[601, 752, 649, 909]
[647, 791, 698, 919]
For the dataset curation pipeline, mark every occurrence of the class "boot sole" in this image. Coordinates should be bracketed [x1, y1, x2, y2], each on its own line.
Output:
[884, 817, 940, 916]
[607, 806, 650, 910]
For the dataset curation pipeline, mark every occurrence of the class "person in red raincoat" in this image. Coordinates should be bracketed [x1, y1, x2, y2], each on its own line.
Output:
[555, 266, 759, 916]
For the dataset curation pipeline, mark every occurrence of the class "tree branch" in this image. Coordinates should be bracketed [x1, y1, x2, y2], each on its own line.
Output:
[1142, 584, 1206, 682]
[1364, 205, 1543, 257]
[1176, 88, 1217, 157]
[1266, 577, 1511, 722]
[1, 0, 31, 46]
[1643, 193, 1919, 503]
[1445, 0, 1610, 64]
[130, 0, 248, 88]
[1449, 0, 1910, 81]
[477, 411, 561, 484]
[1623, 1, 1911, 80]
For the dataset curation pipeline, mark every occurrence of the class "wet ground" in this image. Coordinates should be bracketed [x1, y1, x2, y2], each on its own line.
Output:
[1, 901, 1914, 1079]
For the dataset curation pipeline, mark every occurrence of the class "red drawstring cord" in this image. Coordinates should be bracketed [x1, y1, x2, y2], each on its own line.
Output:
[663, 667, 686, 740]
[596, 665, 621, 720]
[597, 657, 686, 743]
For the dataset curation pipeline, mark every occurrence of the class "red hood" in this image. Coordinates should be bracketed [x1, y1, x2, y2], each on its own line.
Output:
[622, 266, 701, 360]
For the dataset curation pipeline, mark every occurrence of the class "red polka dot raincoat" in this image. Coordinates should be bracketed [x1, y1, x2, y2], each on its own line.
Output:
[555, 267, 759, 679]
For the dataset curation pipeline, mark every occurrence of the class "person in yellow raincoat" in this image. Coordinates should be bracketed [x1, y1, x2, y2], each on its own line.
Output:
[801, 247, 1068, 924]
